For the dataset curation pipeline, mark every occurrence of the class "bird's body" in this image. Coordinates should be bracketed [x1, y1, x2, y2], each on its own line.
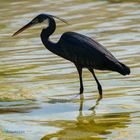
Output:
[57, 32, 129, 73]
[13, 14, 130, 98]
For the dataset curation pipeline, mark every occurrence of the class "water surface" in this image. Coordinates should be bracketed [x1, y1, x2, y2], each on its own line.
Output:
[0, 0, 140, 139]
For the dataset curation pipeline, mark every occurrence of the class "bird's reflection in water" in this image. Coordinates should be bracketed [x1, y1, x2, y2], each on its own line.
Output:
[79, 95, 102, 111]
[41, 98, 131, 140]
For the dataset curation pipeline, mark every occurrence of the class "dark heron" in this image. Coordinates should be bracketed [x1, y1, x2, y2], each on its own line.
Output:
[12, 13, 130, 99]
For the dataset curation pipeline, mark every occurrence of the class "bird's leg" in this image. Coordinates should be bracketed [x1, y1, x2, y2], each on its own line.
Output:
[75, 65, 84, 100]
[88, 69, 102, 98]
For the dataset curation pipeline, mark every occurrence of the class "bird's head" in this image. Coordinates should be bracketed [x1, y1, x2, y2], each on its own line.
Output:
[12, 13, 68, 36]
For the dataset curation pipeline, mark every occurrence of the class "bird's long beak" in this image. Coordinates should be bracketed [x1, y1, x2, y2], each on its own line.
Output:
[12, 21, 35, 37]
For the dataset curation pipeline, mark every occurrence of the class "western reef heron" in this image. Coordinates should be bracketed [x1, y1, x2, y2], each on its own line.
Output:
[12, 14, 130, 99]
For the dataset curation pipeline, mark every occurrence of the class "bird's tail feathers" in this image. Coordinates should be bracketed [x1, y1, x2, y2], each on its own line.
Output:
[116, 62, 130, 76]
[105, 55, 130, 76]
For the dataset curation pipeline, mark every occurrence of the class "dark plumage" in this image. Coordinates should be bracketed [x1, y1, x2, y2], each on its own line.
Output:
[58, 32, 130, 75]
[13, 14, 130, 99]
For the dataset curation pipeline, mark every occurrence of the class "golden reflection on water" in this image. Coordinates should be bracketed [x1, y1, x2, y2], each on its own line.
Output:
[41, 113, 131, 140]
[0, 0, 140, 139]
[41, 99, 131, 140]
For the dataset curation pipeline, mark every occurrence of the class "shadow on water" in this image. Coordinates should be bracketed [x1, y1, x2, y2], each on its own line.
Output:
[41, 99, 131, 140]
[0, 100, 40, 114]
[0, 106, 40, 114]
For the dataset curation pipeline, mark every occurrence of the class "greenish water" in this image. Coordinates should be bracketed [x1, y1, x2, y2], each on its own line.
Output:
[0, 0, 140, 140]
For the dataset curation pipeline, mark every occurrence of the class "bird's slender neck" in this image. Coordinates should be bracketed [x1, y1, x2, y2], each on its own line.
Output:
[41, 16, 56, 38]
[41, 16, 57, 51]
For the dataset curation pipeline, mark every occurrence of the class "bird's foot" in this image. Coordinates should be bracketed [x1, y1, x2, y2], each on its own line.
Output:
[80, 94, 84, 100]
[97, 94, 102, 101]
